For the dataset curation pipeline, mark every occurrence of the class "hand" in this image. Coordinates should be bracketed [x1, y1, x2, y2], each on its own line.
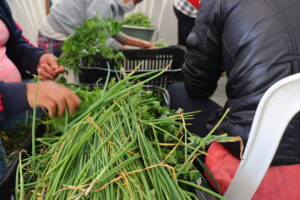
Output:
[26, 81, 81, 117]
[120, 45, 128, 50]
[137, 40, 155, 49]
[37, 54, 65, 80]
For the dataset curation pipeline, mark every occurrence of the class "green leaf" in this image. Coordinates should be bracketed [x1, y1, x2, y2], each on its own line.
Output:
[58, 16, 125, 71]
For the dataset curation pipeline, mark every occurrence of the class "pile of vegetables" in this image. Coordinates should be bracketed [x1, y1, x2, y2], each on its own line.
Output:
[58, 16, 125, 70]
[15, 70, 228, 199]
[123, 12, 153, 29]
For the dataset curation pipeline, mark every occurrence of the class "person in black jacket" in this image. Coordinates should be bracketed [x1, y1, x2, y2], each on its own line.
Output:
[168, 0, 300, 198]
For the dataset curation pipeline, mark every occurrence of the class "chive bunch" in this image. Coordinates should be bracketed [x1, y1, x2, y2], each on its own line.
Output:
[16, 70, 225, 200]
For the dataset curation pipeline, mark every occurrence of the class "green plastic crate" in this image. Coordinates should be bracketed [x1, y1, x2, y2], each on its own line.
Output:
[121, 25, 155, 41]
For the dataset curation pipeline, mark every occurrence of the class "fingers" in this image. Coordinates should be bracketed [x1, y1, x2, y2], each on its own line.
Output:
[55, 66, 65, 74]
[26, 81, 81, 118]
[145, 42, 155, 49]
[65, 91, 81, 115]
[139, 41, 155, 49]
[38, 64, 65, 80]
[50, 86, 80, 117]
[44, 100, 57, 117]
[56, 95, 66, 117]
[46, 55, 58, 67]
[37, 65, 55, 80]
[120, 46, 128, 50]
[55, 86, 80, 116]
[45, 93, 78, 117]
[38, 54, 65, 80]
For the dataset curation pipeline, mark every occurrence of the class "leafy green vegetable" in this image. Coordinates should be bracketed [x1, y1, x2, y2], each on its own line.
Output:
[123, 12, 154, 28]
[58, 16, 125, 71]
[16, 71, 229, 199]
[155, 40, 169, 48]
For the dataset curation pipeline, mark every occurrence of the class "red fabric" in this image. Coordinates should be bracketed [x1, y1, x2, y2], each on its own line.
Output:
[205, 142, 300, 200]
[188, 0, 200, 9]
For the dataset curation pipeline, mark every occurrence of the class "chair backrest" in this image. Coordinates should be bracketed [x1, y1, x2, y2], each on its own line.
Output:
[7, 0, 46, 45]
[224, 73, 300, 200]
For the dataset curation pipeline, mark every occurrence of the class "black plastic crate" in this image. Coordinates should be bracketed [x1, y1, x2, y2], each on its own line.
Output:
[0, 125, 44, 199]
[0, 87, 169, 199]
[78, 45, 186, 88]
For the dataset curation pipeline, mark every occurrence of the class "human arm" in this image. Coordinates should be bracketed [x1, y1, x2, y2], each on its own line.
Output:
[106, 37, 124, 49]
[15, 22, 65, 80]
[14, 24, 65, 80]
[0, 81, 80, 121]
[183, 0, 224, 98]
[2, 2, 63, 80]
[4, 17, 44, 78]
[113, 32, 155, 49]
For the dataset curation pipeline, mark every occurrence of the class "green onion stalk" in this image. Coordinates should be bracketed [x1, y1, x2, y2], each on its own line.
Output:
[16, 69, 228, 200]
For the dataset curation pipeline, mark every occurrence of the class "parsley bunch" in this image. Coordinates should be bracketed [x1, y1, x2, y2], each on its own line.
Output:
[58, 16, 125, 71]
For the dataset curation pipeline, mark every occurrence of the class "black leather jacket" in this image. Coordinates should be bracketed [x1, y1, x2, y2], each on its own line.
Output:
[183, 0, 300, 166]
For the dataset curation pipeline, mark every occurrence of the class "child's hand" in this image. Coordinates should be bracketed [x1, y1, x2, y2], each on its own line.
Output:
[37, 54, 65, 80]
[26, 81, 80, 117]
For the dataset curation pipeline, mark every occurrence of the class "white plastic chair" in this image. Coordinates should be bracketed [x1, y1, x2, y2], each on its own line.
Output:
[224, 73, 300, 200]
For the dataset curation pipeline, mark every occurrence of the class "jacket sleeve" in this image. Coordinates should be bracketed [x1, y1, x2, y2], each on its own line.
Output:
[10, 22, 45, 78]
[0, 82, 30, 122]
[3, 1, 44, 78]
[183, 0, 224, 98]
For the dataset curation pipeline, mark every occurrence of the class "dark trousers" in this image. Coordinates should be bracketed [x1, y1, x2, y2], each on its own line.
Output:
[167, 82, 221, 137]
[173, 6, 196, 46]
[168, 82, 222, 178]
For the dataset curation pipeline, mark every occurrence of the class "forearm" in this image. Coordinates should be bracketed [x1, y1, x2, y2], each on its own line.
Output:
[113, 32, 139, 46]
[183, 35, 222, 98]
[11, 21, 45, 78]
[106, 37, 124, 49]
[122, 35, 144, 47]
[113, 33, 154, 48]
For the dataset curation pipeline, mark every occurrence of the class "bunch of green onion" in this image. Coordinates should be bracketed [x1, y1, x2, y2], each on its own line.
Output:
[15, 70, 226, 200]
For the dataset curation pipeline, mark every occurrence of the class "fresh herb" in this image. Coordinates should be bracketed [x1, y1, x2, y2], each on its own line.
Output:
[16, 71, 229, 199]
[58, 16, 125, 71]
[155, 39, 169, 48]
[123, 12, 154, 28]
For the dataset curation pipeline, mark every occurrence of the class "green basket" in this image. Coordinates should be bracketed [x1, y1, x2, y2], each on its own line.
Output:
[121, 25, 155, 41]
